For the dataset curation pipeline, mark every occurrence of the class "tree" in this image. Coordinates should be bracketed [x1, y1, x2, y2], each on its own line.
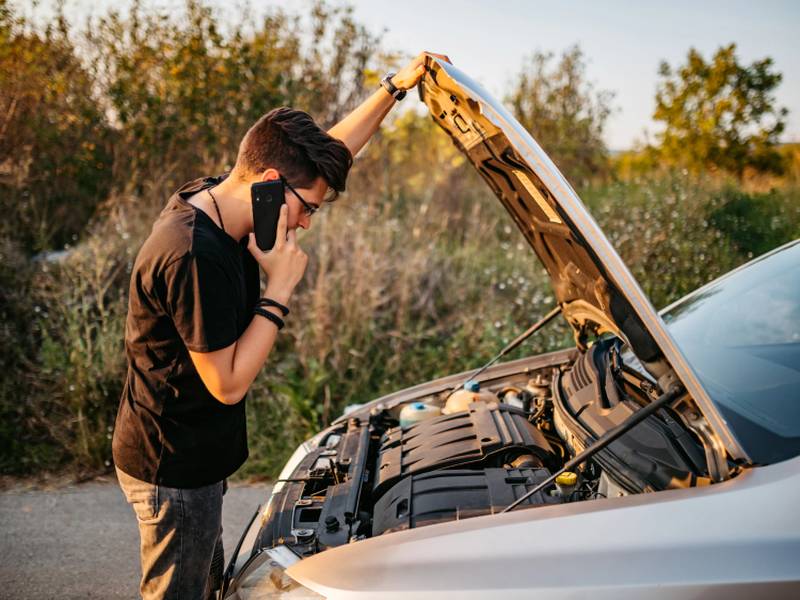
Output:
[653, 44, 788, 177]
[507, 45, 613, 187]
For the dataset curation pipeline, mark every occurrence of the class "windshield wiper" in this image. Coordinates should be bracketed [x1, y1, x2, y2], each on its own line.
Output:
[502, 382, 685, 513]
[446, 305, 562, 399]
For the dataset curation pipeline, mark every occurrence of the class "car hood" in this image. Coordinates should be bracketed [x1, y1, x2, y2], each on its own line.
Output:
[418, 55, 746, 462]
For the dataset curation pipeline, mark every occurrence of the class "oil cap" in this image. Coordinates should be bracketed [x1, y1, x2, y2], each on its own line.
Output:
[555, 471, 578, 486]
[555, 471, 578, 499]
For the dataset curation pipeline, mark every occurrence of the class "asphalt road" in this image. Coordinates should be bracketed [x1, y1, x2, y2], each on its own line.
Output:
[0, 476, 272, 599]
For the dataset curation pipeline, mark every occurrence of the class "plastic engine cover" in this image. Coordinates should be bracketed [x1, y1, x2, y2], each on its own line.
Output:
[372, 467, 559, 535]
[374, 401, 554, 498]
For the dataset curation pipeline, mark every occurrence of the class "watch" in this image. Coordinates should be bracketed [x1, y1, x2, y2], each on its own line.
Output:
[380, 72, 407, 101]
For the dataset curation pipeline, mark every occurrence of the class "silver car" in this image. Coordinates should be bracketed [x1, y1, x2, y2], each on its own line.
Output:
[222, 55, 800, 599]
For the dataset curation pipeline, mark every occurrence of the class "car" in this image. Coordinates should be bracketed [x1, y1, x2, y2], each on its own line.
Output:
[221, 54, 800, 599]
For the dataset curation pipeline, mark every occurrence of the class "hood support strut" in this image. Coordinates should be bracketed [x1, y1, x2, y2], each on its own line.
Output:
[503, 383, 686, 513]
[446, 305, 562, 398]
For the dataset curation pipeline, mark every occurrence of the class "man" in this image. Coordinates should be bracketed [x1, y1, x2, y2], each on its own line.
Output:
[112, 52, 444, 599]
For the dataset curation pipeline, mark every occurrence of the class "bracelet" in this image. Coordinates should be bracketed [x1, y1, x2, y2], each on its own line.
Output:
[253, 307, 285, 330]
[256, 297, 289, 317]
[380, 72, 406, 101]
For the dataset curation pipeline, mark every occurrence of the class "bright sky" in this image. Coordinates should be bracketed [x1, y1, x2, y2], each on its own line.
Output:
[49, 0, 800, 149]
[344, 0, 800, 150]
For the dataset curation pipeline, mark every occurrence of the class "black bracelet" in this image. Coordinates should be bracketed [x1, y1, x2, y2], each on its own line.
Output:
[255, 297, 289, 317]
[253, 307, 285, 330]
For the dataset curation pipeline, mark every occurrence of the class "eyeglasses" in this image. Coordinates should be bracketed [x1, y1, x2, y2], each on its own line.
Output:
[280, 176, 319, 217]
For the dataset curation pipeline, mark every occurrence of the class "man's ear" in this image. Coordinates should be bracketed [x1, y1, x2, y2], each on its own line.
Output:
[260, 168, 280, 182]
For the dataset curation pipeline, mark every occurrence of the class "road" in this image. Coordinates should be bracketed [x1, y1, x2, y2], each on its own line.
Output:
[0, 476, 272, 599]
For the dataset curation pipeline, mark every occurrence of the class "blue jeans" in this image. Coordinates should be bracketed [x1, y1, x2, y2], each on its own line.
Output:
[116, 466, 225, 600]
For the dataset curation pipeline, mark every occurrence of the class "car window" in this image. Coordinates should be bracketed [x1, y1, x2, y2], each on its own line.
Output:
[662, 241, 800, 465]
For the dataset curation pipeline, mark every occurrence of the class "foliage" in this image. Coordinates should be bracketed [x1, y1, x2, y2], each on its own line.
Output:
[584, 175, 800, 310]
[0, 237, 45, 472]
[1, 1, 798, 481]
[88, 0, 378, 193]
[653, 44, 788, 178]
[0, 0, 114, 253]
[507, 45, 613, 187]
[708, 187, 800, 257]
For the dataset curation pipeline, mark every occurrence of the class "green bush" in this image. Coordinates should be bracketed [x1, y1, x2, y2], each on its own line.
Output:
[708, 187, 800, 257]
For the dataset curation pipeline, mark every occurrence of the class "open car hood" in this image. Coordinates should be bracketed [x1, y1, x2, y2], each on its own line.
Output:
[418, 55, 747, 462]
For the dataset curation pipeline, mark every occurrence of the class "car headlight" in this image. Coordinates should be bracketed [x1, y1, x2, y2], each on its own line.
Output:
[234, 546, 324, 599]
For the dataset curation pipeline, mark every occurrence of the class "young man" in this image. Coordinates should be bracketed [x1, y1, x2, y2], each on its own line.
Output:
[112, 52, 445, 599]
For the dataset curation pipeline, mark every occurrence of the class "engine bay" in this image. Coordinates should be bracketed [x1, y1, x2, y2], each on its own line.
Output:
[254, 341, 717, 560]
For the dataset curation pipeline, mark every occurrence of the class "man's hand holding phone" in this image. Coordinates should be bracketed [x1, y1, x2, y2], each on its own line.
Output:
[247, 204, 308, 305]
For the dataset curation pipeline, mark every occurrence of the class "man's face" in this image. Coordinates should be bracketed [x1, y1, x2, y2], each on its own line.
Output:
[258, 169, 327, 232]
[284, 176, 327, 231]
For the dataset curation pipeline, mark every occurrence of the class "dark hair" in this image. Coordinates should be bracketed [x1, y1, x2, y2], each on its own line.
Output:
[233, 107, 353, 200]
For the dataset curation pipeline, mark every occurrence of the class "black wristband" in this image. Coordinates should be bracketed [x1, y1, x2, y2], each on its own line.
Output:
[255, 297, 289, 317]
[380, 72, 407, 101]
[253, 307, 285, 330]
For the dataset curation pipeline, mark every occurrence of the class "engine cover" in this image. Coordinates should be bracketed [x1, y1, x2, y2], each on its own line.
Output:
[373, 401, 555, 498]
[372, 467, 559, 535]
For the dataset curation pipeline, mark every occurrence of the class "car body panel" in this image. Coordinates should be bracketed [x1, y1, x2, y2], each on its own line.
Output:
[287, 455, 800, 599]
[418, 55, 747, 462]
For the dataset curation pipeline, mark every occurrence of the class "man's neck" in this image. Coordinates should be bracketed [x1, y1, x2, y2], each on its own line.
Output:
[193, 174, 253, 242]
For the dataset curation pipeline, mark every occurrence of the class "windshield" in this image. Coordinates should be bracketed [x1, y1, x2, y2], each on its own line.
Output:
[661, 240, 800, 465]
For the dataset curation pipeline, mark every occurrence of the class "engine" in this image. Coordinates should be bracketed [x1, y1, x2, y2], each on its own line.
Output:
[374, 401, 556, 496]
[254, 345, 708, 559]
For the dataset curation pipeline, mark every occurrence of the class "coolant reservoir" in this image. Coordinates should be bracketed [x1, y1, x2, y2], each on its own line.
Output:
[443, 380, 496, 414]
[399, 402, 441, 428]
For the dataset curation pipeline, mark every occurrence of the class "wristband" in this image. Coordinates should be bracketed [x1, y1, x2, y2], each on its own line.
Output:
[256, 297, 289, 317]
[254, 307, 285, 330]
[380, 72, 406, 101]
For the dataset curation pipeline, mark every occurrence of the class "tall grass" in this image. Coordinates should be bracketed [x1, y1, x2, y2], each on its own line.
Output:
[2, 1, 799, 481]
[4, 144, 799, 480]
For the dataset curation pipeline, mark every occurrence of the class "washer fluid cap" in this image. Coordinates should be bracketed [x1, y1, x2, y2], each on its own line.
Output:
[555, 471, 578, 486]
[412, 402, 426, 411]
[464, 380, 480, 392]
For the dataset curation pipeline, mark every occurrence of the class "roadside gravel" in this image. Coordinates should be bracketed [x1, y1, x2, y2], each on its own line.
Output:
[0, 476, 271, 599]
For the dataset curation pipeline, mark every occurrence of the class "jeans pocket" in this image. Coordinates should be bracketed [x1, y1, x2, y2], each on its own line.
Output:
[116, 467, 160, 523]
[132, 486, 159, 523]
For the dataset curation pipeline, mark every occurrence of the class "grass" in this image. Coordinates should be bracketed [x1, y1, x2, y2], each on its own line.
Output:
[2, 165, 799, 480]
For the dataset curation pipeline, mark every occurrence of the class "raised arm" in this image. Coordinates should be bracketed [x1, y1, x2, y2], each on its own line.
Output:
[328, 52, 450, 157]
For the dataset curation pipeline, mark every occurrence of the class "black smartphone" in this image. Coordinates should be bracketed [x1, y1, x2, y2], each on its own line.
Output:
[251, 179, 286, 251]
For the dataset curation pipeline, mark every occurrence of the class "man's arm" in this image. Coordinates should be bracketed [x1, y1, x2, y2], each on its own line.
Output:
[189, 302, 284, 405]
[328, 87, 397, 158]
[189, 206, 308, 405]
[328, 52, 450, 157]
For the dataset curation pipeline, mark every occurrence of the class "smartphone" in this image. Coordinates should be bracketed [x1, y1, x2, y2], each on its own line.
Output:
[251, 179, 286, 251]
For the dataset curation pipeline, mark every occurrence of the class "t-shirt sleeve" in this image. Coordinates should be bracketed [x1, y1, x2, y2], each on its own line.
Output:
[163, 253, 240, 353]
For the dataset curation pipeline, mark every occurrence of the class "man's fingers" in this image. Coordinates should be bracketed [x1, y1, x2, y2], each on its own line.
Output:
[247, 232, 261, 256]
[274, 204, 288, 248]
[285, 229, 297, 246]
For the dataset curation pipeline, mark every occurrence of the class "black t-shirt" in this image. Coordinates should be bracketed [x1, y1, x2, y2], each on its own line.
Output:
[112, 174, 260, 488]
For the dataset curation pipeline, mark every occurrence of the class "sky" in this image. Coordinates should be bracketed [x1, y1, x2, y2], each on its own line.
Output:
[51, 0, 800, 150]
[344, 0, 800, 150]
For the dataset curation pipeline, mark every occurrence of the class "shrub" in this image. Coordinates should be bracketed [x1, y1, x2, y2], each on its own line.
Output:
[0, 0, 114, 253]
